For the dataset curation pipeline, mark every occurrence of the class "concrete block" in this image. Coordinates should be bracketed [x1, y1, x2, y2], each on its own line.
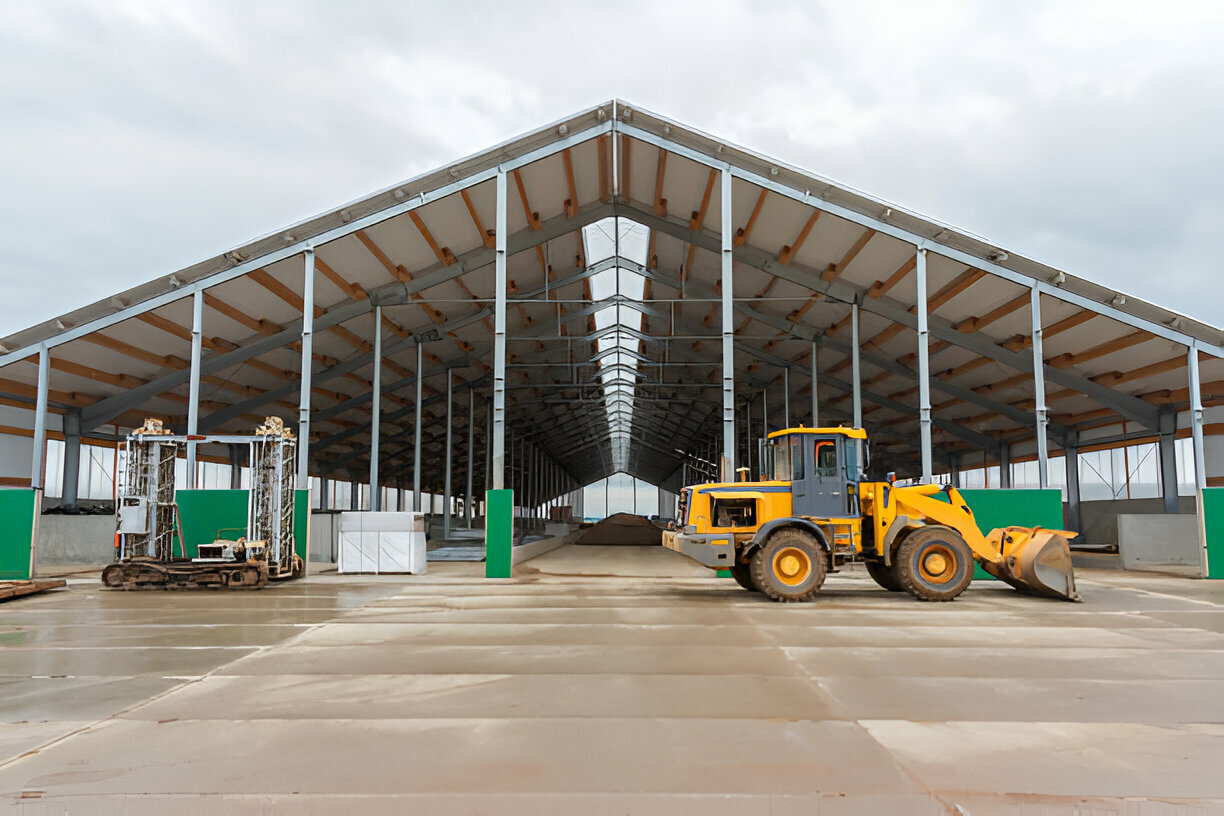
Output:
[1118, 513, 1201, 571]
[35, 514, 115, 566]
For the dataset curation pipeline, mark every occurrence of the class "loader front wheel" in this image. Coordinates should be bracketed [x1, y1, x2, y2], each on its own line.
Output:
[865, 558, 903, 592]
[896, 527, 973, 602]
[750, 529, 826, 602]
[729, 562, 758, 592]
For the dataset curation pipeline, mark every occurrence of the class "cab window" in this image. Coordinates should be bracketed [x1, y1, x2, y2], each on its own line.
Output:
[816, 442, 838, 477]
[770, 441, 792, 481]
[791, 438, 804, 480]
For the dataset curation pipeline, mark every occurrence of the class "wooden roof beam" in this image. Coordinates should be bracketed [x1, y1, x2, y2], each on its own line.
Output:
[777, 209, 820, 265]
[561, 148, 580, 218]
[821, 229, 876, 282]
[735, 188, 768, 247]
[692, 169, 717, 232]
[511, 169, 542, 231]
[652, 149, 668, 217]
[460, 190, 496, 249]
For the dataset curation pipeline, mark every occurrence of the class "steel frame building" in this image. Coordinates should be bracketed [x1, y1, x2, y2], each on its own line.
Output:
[1, 100, 1221, 531]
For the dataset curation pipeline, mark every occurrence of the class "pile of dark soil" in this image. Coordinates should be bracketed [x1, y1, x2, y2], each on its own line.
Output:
[568, 512, 663, 546]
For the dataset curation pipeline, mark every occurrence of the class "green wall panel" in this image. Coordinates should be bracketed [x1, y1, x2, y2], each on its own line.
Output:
[176, 490, 248, 558]
[0, 488, 37, 580]
[485, 489, 513, 578]
[1200, 487, 1224, 579]
[295, 489, 309, 569]
[177, 489, 308, 573]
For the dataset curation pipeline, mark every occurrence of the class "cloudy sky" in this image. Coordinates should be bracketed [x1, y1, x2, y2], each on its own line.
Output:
[1, 0, 1222, 338]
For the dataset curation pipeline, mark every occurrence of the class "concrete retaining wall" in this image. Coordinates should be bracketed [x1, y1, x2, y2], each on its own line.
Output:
[1079, 496, 1197, 548]
[1118, 513, 1202, 571]
[35, 514, 115, 567]
[513, 535, 568, 565]
[309, 512, 338, 564]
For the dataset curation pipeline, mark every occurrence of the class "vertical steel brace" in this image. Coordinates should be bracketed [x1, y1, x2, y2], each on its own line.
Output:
[297, 247, 314, 489]
[916, 248, 933, 482]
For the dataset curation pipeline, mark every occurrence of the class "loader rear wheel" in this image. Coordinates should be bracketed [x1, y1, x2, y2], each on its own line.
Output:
[729, 562, 757, 592]
[865, 559, 902, 592]
[896, 526, 973, 602]
[750, 529, 826, 602]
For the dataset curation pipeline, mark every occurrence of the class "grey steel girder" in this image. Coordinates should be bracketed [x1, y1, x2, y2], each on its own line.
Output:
[619, 202, 1163, 430]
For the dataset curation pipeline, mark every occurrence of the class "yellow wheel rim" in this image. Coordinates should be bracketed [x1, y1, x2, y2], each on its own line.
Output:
[919, 544, 958, 584]
[773, 547, 812, 586]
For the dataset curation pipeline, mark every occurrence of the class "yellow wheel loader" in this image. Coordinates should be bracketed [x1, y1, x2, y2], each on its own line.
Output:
[662, 427, 1079, 603]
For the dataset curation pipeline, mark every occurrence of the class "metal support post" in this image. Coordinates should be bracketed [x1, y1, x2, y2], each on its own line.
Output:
[1064, 432, 1082, 532]
[413, 341, 423, 511]
[915, 249, 933, 482]
[228, 444, 242, 489]
[443, 372, 454, 540]
[1159, 418, 1179, 514]
[810, 341, 820, 427]
[720, 168, 735, 478]
[61, 409, 81, 507]
[493, 169, 508, 489]
[999, 443, 1011, 489]
[762, 388, 768, 439]
[1030, 287, 1049, 487]
[783, 367, 790, 429]
[851, 302, 862, 428]
[31, 346, 49, 491]
[186, 289, 203, 488]
[297, 248, 315, 489]
[1189, 345, 1207, 492]
[466, 388, 475, 527]
[370, 305, 382, 511]
[319, 472, 330, 511]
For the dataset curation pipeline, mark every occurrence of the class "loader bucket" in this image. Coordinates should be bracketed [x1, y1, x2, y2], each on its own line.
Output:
[979, 527, 1080, 602]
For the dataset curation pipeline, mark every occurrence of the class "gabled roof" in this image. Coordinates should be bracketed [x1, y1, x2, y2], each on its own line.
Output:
[2, 100, 1220, 493]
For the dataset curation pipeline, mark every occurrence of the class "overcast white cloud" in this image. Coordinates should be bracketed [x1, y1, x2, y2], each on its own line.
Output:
[1, 0, 1222, 335]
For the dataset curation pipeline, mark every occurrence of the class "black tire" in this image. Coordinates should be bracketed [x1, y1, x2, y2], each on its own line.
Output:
[749, 529, 827, 602]
[895, 526, 974, 602]
[865, 558, 903, 592]
[729, 562, 757, 592]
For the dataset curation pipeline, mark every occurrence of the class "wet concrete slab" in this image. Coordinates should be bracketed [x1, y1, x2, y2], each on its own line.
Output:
[2, 545, 1223, 813]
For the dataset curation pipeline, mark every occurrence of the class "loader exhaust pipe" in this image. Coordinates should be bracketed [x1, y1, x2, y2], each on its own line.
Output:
[980, 527, 1080, 602]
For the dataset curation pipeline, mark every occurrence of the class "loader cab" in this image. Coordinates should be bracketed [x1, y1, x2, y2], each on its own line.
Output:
[765, 427, 867, 520]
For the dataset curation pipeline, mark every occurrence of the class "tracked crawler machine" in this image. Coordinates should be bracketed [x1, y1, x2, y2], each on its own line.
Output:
[102, 417, 303, 590]
[663, 427, 1078, 603]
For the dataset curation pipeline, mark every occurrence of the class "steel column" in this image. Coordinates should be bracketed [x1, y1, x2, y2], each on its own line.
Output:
[999, 443, 1011, 488]
[1064, 433, 1082, 532]
[915, 248, 933, 482]
[228, 444, 242, 489]
[319, 472, 330, 511]
[297, 248, 315, 489]
[186, 289, 204, 488]
[61, 409, 81, 507]
[783, 368, 790, 429]
[493, 169, 508, 489]
[443, 372, 454, 540]
[1031, 287, 1049, 487]
[720, 168, 735, 478]
[851, 302, 862, 428]
[1159, 431, 1179, 514]
[31, 346, 49, 490]
[810, 341, 819, 427]
[413, 341, 423, 511]
[370, 305, 382, 511]
[466, 388, 475, 527]
[1189, 345, 1207, 492]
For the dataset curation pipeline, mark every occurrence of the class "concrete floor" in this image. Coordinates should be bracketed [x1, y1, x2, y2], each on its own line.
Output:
[3, 545, 1224, 814]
